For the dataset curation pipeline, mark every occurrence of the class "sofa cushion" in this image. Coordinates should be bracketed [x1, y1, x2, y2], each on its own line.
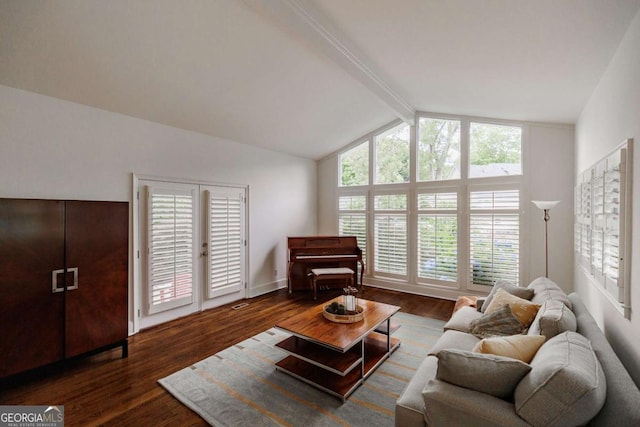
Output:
[481, 280, 535, 313]
[470, 304, 524, 338]
[435, 349, 532, 399]
[484, 288, 541, 328]
[528, 277, 572, 310]
[514, 331, 606, 427]
[444, 305, 482, 333]
[428, 329, 481, 356]
[528, 299, 577, 340]
[473, 334, 546, 363]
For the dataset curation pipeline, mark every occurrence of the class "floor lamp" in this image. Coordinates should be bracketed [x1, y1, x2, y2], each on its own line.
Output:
[532, 200, 560, 278]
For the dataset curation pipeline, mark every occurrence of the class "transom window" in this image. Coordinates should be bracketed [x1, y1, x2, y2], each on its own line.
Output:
[418, 118, 461, 181]
[375, 123, 410, 185]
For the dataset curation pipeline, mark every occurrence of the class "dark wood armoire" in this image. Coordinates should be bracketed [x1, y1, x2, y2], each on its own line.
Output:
[0, 198, 129, 378]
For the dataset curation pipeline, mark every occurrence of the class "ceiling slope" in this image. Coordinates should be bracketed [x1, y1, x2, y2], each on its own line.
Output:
[1, 0, 639, 159]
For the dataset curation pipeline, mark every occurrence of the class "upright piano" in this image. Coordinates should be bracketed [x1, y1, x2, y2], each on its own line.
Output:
[287, 236, 364, 295]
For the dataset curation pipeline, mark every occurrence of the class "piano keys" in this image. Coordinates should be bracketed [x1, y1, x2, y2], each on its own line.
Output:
[287, 236, 365, 296]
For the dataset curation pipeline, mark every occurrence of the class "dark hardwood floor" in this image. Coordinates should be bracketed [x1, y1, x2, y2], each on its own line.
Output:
[0, 287, 454, 426]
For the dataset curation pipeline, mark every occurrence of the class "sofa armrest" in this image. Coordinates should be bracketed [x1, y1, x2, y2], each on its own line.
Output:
[422, 379, 530, 427]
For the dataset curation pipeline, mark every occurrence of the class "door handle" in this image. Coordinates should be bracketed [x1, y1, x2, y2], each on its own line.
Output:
[52, 269, 65, 293]
[67, 267, 79, 291]
[51, 268, 79, 293]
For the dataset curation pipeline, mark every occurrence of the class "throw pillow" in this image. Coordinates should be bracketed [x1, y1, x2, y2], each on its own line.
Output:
[484, 288, 541, 328]
[528, 299, 577, 340]
[514, 331, 606, 427]
[473, 334, 546, 363]
[435, 349, 532, 400]
[452, 295, 478, 315]
[481, 280, 535, 313]
[469, 304, 524, 338]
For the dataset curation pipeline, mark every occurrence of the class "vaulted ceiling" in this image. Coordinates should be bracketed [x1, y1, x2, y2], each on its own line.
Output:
[2, 0, 639, 159]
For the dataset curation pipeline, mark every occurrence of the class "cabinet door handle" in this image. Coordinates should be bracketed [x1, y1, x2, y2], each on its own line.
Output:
[67, 267, 79, 291]
[52, 269, 65, 293]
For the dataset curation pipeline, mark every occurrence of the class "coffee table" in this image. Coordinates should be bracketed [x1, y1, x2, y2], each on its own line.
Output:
[274, 297, 401, 401]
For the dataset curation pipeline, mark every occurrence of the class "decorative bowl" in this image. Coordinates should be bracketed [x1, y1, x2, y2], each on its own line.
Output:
[322, 304, 364, 323]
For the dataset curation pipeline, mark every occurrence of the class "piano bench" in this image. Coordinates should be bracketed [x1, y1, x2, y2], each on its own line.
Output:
[309, 267, 355, 300]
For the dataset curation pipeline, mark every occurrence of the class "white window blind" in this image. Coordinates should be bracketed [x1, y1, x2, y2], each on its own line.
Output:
[147, 186, 195, 313]
[417, 192, 457, 283]
[469, 189, 520, 286]
[206, 187, 245, 299]
[374, 194, 407, 276]
[338, 195, 367, 261]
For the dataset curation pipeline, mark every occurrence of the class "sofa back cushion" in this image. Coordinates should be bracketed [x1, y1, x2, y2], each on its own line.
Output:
[514, 331, 606, 427]
[528, 299, 577, 340]
[528, 277, 572, 310]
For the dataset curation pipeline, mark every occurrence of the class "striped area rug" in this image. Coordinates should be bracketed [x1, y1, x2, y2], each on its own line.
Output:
[159, 312, 444, 426]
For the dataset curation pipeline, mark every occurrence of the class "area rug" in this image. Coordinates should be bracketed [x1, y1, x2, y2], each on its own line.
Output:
[159, 312, 445, 426]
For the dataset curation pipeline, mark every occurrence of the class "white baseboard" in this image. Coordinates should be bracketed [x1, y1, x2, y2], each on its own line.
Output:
[248, 278, 287, 298]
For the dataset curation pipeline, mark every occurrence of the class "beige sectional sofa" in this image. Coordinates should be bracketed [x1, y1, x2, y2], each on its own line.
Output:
[395, 277, 640, 426]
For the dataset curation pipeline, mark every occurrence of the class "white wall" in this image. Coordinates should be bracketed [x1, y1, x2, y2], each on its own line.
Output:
[575, 8, 640, 385]
[318, 121, 575, 300]
[0, 85, 317, 317]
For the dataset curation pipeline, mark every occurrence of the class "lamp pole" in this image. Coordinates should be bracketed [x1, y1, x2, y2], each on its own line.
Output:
[543, 208, 550, 278]
[532, 200, 560, 279]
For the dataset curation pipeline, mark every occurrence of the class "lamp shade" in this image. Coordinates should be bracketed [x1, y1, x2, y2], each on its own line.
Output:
[532, 200, 560, 210]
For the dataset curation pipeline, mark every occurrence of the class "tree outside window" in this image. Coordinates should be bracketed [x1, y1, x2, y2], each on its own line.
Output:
[418, 118, 461, 181]
[375, 123, 410, 184]
[340, 140, 368, 186]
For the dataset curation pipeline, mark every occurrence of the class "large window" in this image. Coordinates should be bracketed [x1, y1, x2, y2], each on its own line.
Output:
[337, 114, 524, 293]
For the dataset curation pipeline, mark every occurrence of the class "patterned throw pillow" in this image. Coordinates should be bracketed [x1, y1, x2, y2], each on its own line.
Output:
[484, 288, 541, 328]
[469, 304, 524, 338]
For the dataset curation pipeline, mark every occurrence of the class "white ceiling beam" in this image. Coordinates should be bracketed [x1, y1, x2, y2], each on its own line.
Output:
[242, 0, 416, 125]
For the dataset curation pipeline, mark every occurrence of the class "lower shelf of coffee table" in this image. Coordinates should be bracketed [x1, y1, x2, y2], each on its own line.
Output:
[275, 332, 400, 400]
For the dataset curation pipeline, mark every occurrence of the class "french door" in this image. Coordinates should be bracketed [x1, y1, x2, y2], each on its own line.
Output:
[138, 178, 247, 329]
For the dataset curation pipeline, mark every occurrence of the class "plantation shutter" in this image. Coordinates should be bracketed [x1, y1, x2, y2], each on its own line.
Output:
[338, 195, 367, 261]
[469, 189, 520, 286]
[206, 187, 245, 299]
[147, 185, 196, 314]
[373, 194, 408, 276]
[417, 192, 458, 283]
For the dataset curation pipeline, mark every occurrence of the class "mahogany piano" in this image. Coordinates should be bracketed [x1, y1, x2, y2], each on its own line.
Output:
[287, 236, 365, 296]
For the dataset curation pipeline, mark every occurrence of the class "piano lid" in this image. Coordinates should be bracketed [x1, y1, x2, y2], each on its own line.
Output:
[288, 236, 359, 248]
